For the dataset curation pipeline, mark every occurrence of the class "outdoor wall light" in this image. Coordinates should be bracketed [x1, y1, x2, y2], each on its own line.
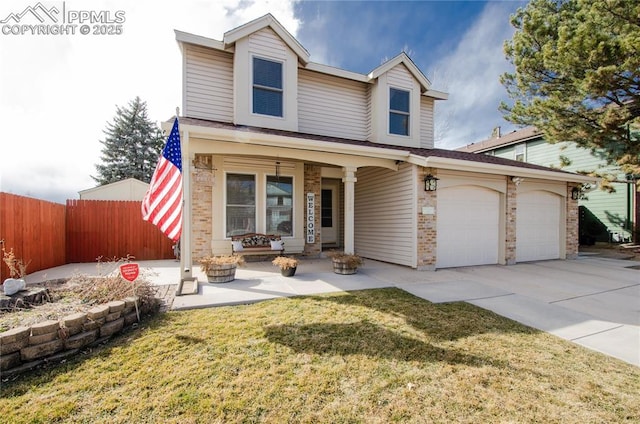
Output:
[424, 174, 439, 191]
[571, 187, 581, 200]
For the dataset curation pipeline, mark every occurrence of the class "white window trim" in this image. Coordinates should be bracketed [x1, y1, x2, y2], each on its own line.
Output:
[515, 143, 526, 162]
[251, 55, 285, 120]
[388, 86, 411, 137]
[224, 172, 257, 238]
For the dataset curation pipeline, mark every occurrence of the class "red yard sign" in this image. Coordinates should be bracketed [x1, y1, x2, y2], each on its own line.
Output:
[120, 263, 139, 282]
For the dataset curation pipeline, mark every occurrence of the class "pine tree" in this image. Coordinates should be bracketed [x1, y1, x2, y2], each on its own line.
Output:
[93, 97, 165, 185]
[500, 0, 640, 175]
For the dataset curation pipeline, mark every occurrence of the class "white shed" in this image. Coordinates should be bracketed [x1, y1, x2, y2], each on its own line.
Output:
[79, 178, 149, 201]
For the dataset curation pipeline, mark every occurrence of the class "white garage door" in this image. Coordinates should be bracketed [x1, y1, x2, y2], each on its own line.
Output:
[516, 190, 561, 262]
[437, 186, 500, 268]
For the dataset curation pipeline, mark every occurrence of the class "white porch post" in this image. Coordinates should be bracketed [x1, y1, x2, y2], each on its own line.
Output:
[180, 129, 192, 281]
[342, 166, 357, 254]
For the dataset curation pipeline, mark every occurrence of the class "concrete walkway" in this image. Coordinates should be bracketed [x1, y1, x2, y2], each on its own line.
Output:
[25, 254, 639, 367]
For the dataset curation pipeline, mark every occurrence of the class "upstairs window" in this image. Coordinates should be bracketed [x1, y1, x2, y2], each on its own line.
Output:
[514, 143, 526, 162]
[253, 57, 283, 117]
[389, 88, 410, 136]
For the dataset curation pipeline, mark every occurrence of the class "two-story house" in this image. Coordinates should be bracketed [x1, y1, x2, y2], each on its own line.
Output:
[170, 14, 593, 277]
[457, 127, 638, 244]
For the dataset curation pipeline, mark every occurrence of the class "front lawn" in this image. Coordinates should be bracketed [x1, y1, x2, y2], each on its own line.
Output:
[1, 288, 638, 423]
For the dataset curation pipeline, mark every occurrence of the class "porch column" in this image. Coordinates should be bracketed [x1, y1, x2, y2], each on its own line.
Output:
[180, 129, 193, 282]
[342, 166, 357, 254]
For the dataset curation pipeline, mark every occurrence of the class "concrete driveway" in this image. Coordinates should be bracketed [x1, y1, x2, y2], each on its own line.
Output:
[25, 254, 639, 366]
[397, 255, 639, 367]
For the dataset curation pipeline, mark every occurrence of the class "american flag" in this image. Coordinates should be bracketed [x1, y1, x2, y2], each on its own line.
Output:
[141, 118, 183, 241]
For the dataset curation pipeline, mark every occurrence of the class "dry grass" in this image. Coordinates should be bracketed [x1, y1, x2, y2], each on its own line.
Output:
[1, 288, 638, 423]
[0, 268, 159, 332]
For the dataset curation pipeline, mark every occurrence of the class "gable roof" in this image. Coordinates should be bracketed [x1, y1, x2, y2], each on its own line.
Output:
[223, 13, 310, 65]
[174, 15, 448, 100]
[457, 127, 543, 153]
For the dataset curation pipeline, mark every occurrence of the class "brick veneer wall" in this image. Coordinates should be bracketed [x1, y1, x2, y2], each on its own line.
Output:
[566, 183, 579, 259]
[0, 297, 154, 376]
[192, 156, 214, 260]
[417, 168, 437, 270]
[304, 164, 322, 257]
[505, 178, 518, 265]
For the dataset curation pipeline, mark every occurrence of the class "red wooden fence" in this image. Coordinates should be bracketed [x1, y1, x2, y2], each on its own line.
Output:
[66, 200, 175, 263]
[1, 194, 175, 281]
[0, 193, 66, 281]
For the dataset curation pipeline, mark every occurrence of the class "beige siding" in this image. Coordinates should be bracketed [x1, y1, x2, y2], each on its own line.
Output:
[298, 69, 368, 140]
[387, 64, 414, 88]
[354, 164, 416, 266]
[249, 27, 287, 60]
[184, 44, 233, 122]
[420, 97, 434, 149]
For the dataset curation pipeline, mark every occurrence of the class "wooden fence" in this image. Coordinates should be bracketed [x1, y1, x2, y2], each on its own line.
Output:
[66, 199, 175, 263]
[0, 193, 66, 281]
[0, 193, 175, 281]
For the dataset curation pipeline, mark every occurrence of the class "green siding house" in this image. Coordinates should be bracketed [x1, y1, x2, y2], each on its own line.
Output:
[458, 127, 638, 244]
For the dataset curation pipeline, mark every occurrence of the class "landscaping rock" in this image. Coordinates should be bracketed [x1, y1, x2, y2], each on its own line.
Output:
[107, 300, 125, 313]
[124, 311, 139, 326]
[21, 339, 64, 361]
[65, 330, 98, 350]
[0, 337, 29, 355]
[87, 304, 110, 320]
[2, 278, 25, 296]
[30, 320, 60, 336]
[0, 326, 31, 344]
[62, 312, 87, 328]
[100, 317, 124, 337]
[29, 331, 59, 345]
[105, 311, 122, 322]
[0, 352, 21, 371]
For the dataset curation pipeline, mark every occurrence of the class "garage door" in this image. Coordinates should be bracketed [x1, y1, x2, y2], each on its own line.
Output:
[437, 186, 500, 268]
[516, 190, 561, 262]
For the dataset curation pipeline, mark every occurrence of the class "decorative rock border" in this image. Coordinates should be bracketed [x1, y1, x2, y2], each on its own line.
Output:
[0, 296, 156, 377]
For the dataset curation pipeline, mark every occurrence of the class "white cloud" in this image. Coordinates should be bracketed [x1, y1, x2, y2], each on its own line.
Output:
[0, 0, 300, 203]
[433, 2, 519, 150]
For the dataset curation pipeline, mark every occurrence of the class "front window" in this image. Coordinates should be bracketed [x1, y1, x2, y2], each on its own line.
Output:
[226, 174, 255, 237]
[253, 57, 283, 117]
[389, 88, 410, 136]
[266, 176, 293, 236]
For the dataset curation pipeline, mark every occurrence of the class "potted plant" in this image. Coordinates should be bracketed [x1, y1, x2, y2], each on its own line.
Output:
[272, 256, 298, 277]
[1, 243, 30, 295]
[327, 251, 362, 275]
[200, 255, 245, 283]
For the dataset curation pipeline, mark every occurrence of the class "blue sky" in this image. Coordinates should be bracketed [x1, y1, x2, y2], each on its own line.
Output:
[0, 0, 526, 203]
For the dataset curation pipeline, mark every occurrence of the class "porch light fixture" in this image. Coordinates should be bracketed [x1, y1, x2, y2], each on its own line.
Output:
[571, 187, 581, 200]
[424, 174, 438, 191]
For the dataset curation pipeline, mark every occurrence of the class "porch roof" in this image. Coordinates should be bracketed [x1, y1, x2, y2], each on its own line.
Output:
[173, 117, 595, 184]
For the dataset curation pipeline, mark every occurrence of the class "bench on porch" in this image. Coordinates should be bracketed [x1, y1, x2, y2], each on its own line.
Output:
[231, 233, 284, 259]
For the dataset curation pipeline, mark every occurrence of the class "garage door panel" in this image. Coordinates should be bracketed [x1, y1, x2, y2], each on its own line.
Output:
[437, 186, 500, 268]
[516, 191, 561, 262]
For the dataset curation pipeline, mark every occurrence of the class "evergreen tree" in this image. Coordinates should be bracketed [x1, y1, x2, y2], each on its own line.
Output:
[93, 97, 165, 185]
[500, 0, 640, 175]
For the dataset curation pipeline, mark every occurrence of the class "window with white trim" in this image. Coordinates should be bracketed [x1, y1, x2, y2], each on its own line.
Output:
[515, 143, 526, 162]
[389, 88, 410, 136]
[253, 57, 283, 117]
[226, 174, 256, 237]
[266, 176, 293, 236]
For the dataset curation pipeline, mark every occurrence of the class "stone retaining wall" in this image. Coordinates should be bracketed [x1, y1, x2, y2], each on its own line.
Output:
[0, 296, 152, 376]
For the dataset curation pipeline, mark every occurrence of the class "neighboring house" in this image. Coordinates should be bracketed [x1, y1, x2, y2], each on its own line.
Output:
[170, 14, 593, 275]
[79, 178, 149, 201]
[457, 127, 638, 244]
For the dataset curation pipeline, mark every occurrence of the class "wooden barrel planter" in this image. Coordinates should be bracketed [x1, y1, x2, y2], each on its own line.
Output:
[206, 264, 237, 283]
[332, 259, 358, 275]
